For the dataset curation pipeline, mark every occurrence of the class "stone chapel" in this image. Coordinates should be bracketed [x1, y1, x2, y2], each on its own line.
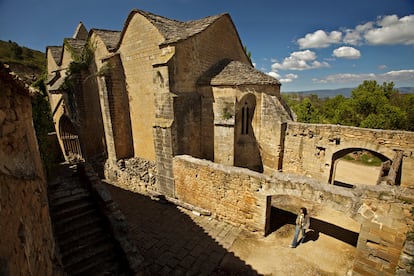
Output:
[46, 9, 294, 197]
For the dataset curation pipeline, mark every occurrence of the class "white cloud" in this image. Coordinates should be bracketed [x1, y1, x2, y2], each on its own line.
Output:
[343, 14, 414, 46]
[271, 50, 330, 71]
[280, 73, 299, 83]
[313, 69, 414, 84]
[378, 64, 387, 70]
[267, 71, 298, 83]
[267, 71, 281, 79]
[364, 15, 414, 45]
[332, 46, 361, 59]
[297, 30, 342, 49]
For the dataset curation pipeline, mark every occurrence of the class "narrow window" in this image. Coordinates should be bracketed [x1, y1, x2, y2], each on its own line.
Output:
[241, 104, 249, 135]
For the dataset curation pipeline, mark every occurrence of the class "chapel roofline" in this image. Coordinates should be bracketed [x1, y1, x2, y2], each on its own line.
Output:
[89, 29, 122, 51]
[46, 46, 64, 66]
[113, 9, 229, 51]
[198, 59, 281, 86]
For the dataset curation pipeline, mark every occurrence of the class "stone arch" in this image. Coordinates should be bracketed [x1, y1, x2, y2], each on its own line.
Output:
[328, 147, 393, 186]
[58, 115, 83, 159]
[234, 93, 263, 172]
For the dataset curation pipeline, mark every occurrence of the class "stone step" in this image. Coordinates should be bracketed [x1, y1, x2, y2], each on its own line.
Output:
[58, 226, 104, 251]
[50, 199, 95, 220]
[47, 163, 129, 276]
[61, 233, 111, 261]
[69, 250, 126, 276]
[52, 207, 100, 233]
[63, 242, 117, 274]
[48, 183, 89, 200]
[53, 215, 103, 237]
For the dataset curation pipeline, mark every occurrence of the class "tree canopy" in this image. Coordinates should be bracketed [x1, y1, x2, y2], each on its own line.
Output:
[283, 81, 414, 131]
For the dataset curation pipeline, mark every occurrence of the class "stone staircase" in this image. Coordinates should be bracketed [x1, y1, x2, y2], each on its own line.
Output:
[48, 164, 131, 275]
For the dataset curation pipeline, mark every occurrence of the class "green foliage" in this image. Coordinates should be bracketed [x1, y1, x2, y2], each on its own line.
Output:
[294, 98, 323, 123]
[0, 40, 45, 70]
[32, 76, 55, 176]
[64, 39, 95, 75]
[243, 45, 252, 62]
[284, 80, 413, 131]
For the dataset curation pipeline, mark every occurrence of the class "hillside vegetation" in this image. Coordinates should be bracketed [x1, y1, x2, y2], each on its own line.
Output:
[283, 80, 414, 131]
[0, 40, 45, 82]
[0, 40, 45, 69]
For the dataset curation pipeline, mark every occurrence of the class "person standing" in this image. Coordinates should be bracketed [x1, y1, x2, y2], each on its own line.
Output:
[290, 207, 310, 248]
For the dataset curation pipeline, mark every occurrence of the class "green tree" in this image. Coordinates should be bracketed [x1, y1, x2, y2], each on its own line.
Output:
[294, 98, 322, 123]
[350, 80, 405, 129]
[10, 41, 23, 60]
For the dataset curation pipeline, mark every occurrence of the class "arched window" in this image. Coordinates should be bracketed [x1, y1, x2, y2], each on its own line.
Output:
[241, 103, 249, 135]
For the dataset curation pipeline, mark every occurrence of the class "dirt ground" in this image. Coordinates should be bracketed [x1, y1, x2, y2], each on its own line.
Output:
[223, 160, 377, 275]
[335, 159, 380, 186]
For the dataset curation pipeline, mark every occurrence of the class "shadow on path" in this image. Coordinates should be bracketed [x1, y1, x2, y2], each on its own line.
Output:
[269, 207, 359, 247]
[102, 182, 260, 275]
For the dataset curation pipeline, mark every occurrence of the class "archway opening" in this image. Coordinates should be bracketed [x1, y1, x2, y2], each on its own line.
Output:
[329, 148, 394, 188]
[59, 115, 83, 159]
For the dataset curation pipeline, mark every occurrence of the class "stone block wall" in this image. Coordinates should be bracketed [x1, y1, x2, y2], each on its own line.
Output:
[173, 15, 250, 93]
[173, 92, 202, 157]
[0, 65, 61, 275]
[76, 70, 106, 159]
[0, 175, 61, 276]
[173, 155, 268, 233]
[100, 55, 134, 160]
[283, 122, 414, 186]
[119, 12, 164, 161]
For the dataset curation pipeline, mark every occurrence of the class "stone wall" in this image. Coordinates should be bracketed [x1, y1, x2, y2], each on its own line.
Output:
[283, 122, 414, 187]
[99, 54, 134, 161]
[119, 12, 164, 161]
[173, 155, 268, 233]
[172, 155, 414, 275]
[0, 64, 61, 275]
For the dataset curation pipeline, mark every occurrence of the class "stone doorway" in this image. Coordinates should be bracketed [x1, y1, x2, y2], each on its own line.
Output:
[329, 148, 392, 187]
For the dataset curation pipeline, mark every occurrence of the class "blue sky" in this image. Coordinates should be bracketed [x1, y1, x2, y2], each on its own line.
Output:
[1, 0, 413, 92]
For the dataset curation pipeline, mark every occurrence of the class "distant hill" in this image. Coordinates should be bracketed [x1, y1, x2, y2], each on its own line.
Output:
[284, 86, 414, 98]
[0, 40, 45, 84]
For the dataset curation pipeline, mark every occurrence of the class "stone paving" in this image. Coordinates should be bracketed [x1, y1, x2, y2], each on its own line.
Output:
[103, 182, 259, 275]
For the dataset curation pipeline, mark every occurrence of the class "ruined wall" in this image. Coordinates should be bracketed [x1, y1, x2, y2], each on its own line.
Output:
[283, 122, 414, 187]
[0, 65, 61, 275]
[173, 155, 268, 233]
[173, 155, 414, 275]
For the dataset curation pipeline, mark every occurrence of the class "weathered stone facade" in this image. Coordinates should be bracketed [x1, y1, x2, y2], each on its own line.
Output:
[0, 64, 61, 275]
[46, 9, 414, 275]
